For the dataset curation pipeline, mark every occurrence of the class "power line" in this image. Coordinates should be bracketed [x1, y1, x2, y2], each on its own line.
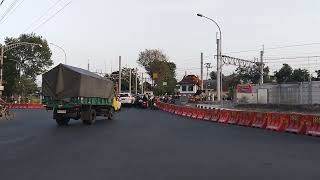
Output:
[265, 55, 320, 61]
[0, 0, 20, 23]
[23, 0, 63, 33]
[0, 0, 25, 24]
[0, 0, 5, 8]
[30, 1, 72, 32]
[225, 42, 320, 55]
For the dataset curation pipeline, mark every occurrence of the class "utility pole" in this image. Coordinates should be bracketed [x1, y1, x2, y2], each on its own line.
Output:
[118, 56, 122, 94]
[201, 52, 204, 90]
[141, 72, 144, 94]
[87, 59, 90, 71]
[204, 63, 212, 91]
[135, 68, 138, 94]
[129, 68, 132, 94]
[217, 37, 221, 102]
[259, 45, 264, 84]
[0, 45, 4, 95]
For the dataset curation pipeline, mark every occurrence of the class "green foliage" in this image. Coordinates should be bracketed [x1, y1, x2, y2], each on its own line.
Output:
[274, 64, 310, 83]
[4, 33, 53, 80]
[14, 75, 38, 98]
[108, 68, 140, 93]
[274, 64, 292, 83]
[3, 33, 53, 97]
[210, 71, 217, 80]
[143, 81, 152, 91]
[3, 59, 18, 97]
[235, 65, 270, 84]
[137, 49, 177, 95]
[290, 68, 310, 82]
[316, 70, 320, 78]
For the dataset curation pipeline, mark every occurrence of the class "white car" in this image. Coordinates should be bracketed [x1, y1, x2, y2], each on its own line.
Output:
[119, 93, 135, 105]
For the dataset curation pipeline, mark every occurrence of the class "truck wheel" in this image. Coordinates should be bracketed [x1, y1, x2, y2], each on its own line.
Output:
[56, 117, 70, 126]
[108, 108, 115, 120]
[86, 109, 96, 125]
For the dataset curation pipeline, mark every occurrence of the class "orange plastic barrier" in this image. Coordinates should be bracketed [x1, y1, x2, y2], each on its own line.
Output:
[203, 109, 212, 121]
[238, 111, 255, 126]
[227, 111, 240, 124]
[9, 103, 44, 109]
[218, 110, 230, 123]
[284, 113, 307, 134]
[181, 107, 189, 116]
[169, 105, 176, 113]
[251, 112, 268, 129]
[174, 106, 181, 115]
[210, 109, 220, 122]
[266, 112, 288, 132]
[305, 115, 320, 136]
[186, 107, 193, 117]
[191, 107, 199, 119]
[196, 108, 207, 120]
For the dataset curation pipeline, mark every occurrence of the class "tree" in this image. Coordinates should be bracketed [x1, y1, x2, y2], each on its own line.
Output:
[15, 75, 37, 102]
[210, 71, 217, 80]
[274, 64, 292, 83]
[235, 64, 270, 84]
[312, 70, 320, 81]
[137, 49, 177, 95]
[143, 81, 152, 91]
[290, 68, 310, 82]
[316, 70, 320, 78]
[3, 33, 53, 97]
[108, 68, 140, 93]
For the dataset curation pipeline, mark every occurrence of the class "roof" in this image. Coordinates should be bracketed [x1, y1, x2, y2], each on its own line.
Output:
[178, 75, 201, 85]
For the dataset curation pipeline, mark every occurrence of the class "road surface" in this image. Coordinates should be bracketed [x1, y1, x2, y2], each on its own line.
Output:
[0, 108, 320, 180]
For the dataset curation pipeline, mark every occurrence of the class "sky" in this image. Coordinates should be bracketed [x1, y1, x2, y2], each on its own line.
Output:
[1, 0, 320, 83]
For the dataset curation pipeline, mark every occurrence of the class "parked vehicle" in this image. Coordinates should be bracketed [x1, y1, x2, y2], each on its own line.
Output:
[119, 93, 135, 106]
[42, 64, 116, 126]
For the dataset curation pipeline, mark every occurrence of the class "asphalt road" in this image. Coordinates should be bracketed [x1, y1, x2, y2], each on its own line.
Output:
[1, 108, 320, 180]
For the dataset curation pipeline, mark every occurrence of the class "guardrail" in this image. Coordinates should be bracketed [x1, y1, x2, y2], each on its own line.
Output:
[155, 102, 320, 137]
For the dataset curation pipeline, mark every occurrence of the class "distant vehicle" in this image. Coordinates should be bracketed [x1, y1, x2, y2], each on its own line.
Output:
[113, 96, 122, 111]
[141, 100, 148, 108]
[119, 93, 135, 105]
[42, 64, 116, 126]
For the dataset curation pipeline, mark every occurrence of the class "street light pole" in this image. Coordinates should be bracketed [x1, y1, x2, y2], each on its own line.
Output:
[50, 43, 67, 64]
[197, 13, 222, 102]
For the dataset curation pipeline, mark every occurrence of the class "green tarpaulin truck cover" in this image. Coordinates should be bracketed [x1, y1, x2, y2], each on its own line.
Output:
[42, 64, 114, 100]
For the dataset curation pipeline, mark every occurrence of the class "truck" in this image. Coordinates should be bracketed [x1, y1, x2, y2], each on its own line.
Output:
[42, 64, 117, 126]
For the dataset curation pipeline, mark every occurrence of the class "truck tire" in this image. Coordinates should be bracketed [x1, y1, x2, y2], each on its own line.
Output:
[108, 108, 115, 120]
[56, 117, 70, 126]
[82, 109, 96, 125]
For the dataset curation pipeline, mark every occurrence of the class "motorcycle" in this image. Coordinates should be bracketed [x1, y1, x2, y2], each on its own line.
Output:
[142, 100, 149, 108]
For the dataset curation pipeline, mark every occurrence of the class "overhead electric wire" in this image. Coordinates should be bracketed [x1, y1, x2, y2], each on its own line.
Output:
[30, 1, 72, 32]
[0, 0, 5, 8]
[0, 0, 20, 23]
[23, 0, 63, 33]
[225, 42, 320, 55]
[0, 0, 25, 24]
[265, 55, 320, 61]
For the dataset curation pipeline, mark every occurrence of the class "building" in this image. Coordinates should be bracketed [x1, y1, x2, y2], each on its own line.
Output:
[177, 75, 201, 96]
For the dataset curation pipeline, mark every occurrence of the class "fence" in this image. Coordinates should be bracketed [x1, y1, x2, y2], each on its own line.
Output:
[236, 81, 320, 105]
